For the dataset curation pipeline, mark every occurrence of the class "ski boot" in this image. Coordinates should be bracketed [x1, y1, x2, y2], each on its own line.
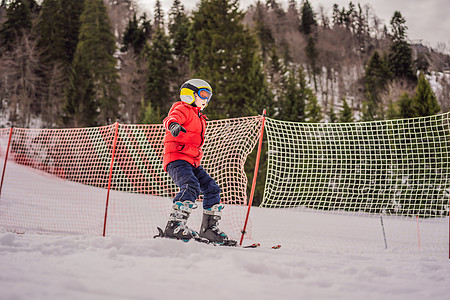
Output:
[163, 201, 198, 241]
[199, 204, 237, 246]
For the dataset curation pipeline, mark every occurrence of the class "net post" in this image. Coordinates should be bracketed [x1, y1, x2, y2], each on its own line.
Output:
[380, 215, 388, 249]
[0, 127, 13, 198]
[103, 122, 120, 237]
[239, 109, 266, 246]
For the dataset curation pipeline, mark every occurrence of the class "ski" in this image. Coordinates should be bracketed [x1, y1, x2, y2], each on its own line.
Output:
[242, 243, 282, 249]
[243, 243, 260, 248]
[154, 227, 279, 249]
[154, 227, 237, 247]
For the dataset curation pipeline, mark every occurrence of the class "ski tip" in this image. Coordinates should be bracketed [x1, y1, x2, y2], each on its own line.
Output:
[243, 243, 260, 248]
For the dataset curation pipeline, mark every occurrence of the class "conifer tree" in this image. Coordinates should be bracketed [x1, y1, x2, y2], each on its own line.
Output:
[361, 96, 376, 121]
[153, 0, 164, 29]
[188, 0, 270, 119]
[168, 0, 189, 58]
[386, 99, 398, 120]
[139, 99, 161, 124]
[34, 0, 84, 127]
[398, 92, 414, 118]
[299, 0, 316, 35]
[144, 27, 172, 120]
[121, 12, 151, 54]
[328, 103, 337, 123]
[364, 50, 390, 103]
[305, 90, 322, 122]
[332, 4, 341, 26]
[279, 67, 307, 122]
[66, 0, 120, 125]
[388, 11, 415, 82]
[35, 0, 65, 64]
[253, 1, 274, 62]
[0, 0, 35, 52]
[363, 50, 390, 120]
[63, 55, 98, 127]
[142, 0, 173, 121]
[338, 98, 353, 122]
[413, 72, 440, 117]
[305, 35, 319, 91]
[168, 0, 190, 84]
[60, 0, 84, 65]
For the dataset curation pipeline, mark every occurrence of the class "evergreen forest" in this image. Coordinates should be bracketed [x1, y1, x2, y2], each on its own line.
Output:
[1, 0, 450, 206]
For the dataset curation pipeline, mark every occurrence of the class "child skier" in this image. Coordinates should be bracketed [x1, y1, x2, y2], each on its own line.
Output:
[161, 78, 235, 245]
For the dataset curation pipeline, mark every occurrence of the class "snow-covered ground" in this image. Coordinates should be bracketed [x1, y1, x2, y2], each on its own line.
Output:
[1, 206, 450, 300]
[1, 162, 450, 299]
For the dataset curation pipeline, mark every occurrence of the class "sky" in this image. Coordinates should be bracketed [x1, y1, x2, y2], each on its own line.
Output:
[137, 0, 450, 50]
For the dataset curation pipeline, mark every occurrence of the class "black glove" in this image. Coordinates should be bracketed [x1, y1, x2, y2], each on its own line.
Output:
[169, 122, 186, 137]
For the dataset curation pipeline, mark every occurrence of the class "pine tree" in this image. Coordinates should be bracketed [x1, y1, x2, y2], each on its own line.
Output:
[71, 0, 120, 125]
[168, 0, 189, 58]
[364, 50, 390, 103]
[121, 12, 151, 54]
[188, 0, 270, 119]
[279, 67, 307, 122]
[143, 1, 172, 121]
[253, 1, 274, 62]
[413, 72, 440, 117]
[361, 95, 376, 121]
[33, 0, 84, 127]
[328, 103, 337, 123]
[35, 0, 65, 64]
[386, 98, 398, 120]
[388, 11, 415, 81]
[398, 92, 415, 118]
[332, 4, 341, 26]
[60, 0, 84, 65]
[139, 99, 161, 124]
[63, 54, 98, 127]
[0, 0, 34, 52]
[144, 28, 172, 120]
[353, 3, 370, 54]
[305, 35, 319, 91]
[338, 98, 353, 122]
[153, 0, 164, 29]
[305, 91, 321, 122]
[168, 0, 190, 84]
[299, 0, 316, 35]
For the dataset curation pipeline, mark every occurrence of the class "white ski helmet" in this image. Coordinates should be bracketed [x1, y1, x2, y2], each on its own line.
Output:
[180, 79, 213, 107]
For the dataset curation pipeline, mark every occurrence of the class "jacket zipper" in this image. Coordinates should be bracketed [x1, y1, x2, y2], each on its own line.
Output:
[198, 110, 205, 147]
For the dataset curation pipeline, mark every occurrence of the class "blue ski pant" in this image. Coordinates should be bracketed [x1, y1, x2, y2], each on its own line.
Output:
[166, 160, 221, 209]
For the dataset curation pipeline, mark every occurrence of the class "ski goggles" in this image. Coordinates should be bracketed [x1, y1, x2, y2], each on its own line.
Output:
[197, 88, 212, 102]
[181, 82, 212, 103]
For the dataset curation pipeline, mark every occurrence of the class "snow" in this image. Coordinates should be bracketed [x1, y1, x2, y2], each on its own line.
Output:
[1, 208, 450, 300]
[1, 163, 450, 299]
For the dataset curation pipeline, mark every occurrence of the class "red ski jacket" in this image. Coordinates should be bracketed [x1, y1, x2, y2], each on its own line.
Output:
[162, 101, 207, 171]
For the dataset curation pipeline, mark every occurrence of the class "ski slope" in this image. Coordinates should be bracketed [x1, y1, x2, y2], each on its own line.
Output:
[1, 207, 450, 300]
[1, 163, 450, 299]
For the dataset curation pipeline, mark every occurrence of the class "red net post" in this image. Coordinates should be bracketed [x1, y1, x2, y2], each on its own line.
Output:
[0, 127, 13, 197]
[240, 109, 266, 245]
[103, 122, 120, 237]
